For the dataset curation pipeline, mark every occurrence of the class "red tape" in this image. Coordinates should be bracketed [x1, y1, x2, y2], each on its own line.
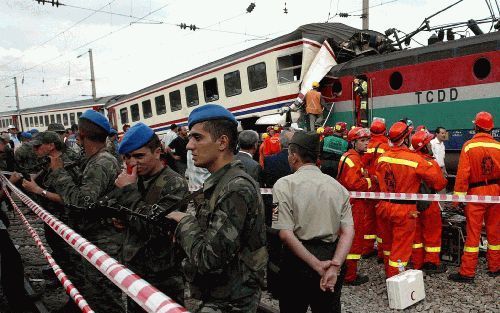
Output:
[1, 176, 189, 313]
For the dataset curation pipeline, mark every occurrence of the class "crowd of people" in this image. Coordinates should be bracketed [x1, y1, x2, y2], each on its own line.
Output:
[0, 104, 497, 313]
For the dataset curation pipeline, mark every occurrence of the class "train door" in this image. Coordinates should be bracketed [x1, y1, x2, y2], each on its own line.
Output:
[351, 75, 372, 128]
[107, 107, 117, 130]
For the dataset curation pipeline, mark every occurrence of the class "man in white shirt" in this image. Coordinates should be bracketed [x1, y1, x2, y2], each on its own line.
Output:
[430, 126, 447, 176]
[161, 123, 179, 150]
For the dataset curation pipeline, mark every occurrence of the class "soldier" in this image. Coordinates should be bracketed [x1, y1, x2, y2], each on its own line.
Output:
[19, 131, 83, 312]
[272, 131, 354, 313]
[167, 104, 267, 313]
[106, 128, 120, 162]
[14, 132, 40, 174]
[43, 110, 123, 312]
[109, 122, 188, 311]
[48, 123, 80, 163]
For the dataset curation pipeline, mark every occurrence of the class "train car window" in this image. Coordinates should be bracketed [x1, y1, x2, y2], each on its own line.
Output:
[248, 62, 267, 91]
[44, 115, 49, 126]
[155, 95, 167, 115]
[56, 114, 62, 124]
[203, 78, 219, 102]
[39, 116, 44, 126]
[30, 117, 34, 126]
[169, 90, 182, 112]
[120, 108, 129, 124]
[34, 116, 39, 127]
[50, 115, 55, 123]
[224, 71, 242, 97]
[131, 104, 140, 122]
[70, 113, 76, 126]
[25, 117, 29, 128]
[277, 52, 302, 84]
[77, 112, 82, 119]
[186, 84, 200, 107]
[142, 100, 153, 119]
[1, 120, 4, 128]
[63, 113, 69, 126]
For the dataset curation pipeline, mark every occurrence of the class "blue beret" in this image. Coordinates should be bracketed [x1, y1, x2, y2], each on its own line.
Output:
[80, 110, 111, 134]
[188, 104, 237, 129]
[118, 123, 155, 154]
[20, 132, 32, 139]
[29, 129, 39, 134]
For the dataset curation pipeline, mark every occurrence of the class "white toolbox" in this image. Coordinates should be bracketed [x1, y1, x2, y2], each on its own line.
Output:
[386, 269, 426, 310]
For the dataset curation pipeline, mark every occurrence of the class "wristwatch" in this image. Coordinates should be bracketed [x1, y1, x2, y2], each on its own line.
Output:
[41, 190, 48, 197]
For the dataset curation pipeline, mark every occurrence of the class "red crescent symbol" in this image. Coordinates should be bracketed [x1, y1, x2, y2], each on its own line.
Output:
[411, 291, 416, 301]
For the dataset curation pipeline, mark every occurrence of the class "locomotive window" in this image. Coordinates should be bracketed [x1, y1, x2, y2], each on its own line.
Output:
[169, 90, 182, 112]
[186, 84, 200, 107]
[44, 115, 49, 126]
[473, 58, 491, 80]
[50, 115, 55, 123]
[155, 95, 167, 115]
[142, 100, 153, 119]
[248, 62, 267, 91]
[203, 78, 219, 103]
[70, 113, 76, 126]
[389, 71, 403, 90]
[25, 118, 29, 128]
[63, 113, 69, 126]
[277, 52, 302, 84]
[120, 108, 129, 124]
[224, 70, 242, 97]
[131, 104, 140, 122]
[77, 112, 82, 119]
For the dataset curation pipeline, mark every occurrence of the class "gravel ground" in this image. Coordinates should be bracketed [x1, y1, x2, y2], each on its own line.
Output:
[1, 201, 498, 313]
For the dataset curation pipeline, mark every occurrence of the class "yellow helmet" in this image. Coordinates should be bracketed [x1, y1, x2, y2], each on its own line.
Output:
[262, 133, 269, 140]
[312, 81, 320, 88]
[316, 127, 325, 134]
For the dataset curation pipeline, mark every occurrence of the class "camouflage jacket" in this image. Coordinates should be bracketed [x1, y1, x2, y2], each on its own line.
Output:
[109, 166, 188, 272]
[175, 160, 267, 301]
[47, 147, 120, 234]
[14, 142, 40, 173]
[0, 146, 16, 171]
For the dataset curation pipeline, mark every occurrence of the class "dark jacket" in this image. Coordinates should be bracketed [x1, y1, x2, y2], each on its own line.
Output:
[235, 151, 261, 184]
[261, 149, 291, 187]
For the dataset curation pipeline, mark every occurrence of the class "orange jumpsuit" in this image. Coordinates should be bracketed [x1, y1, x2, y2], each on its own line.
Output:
[454, 133, 500, 277]
[411, 153, 447, 269]
[361, 134, 390, 257]
[338, 149, 377, 282]
[259, 134, 281, 167]
[376, 146, 447, 278]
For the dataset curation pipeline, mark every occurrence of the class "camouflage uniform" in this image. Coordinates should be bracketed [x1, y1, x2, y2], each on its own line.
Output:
[175, 160, 267, 313]
[109, 166, 188, 312]
[14, 142, 40, 174]
[47, 147, 123, 312]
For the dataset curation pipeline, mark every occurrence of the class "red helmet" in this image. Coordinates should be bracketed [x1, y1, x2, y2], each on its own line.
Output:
[370, 120, 386, 135]
[411, 129, 434, 151]
[473, 111, 494, 131]
[415, 125, 427, 132]
[347, 127, 371, 142]
[334, 122, 347, 134]
[323, 126, 334, 136]
[388, 121, 413, 143]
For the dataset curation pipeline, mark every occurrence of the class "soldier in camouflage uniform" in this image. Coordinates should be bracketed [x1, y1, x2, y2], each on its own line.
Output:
[167, 104, 267, 313]
[20, 131, 83, 312]
[43, 111, 123, 312]
[14, 136, 40, 174]
[48, 123, 81, 164]
[108, 122, 188, 312]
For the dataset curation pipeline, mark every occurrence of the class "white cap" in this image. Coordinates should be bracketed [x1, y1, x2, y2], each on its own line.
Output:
[0, 133, 10, 142]
[7, 124, 16, 129]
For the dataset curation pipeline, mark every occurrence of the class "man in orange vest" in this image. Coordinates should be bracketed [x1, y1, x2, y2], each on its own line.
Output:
[338, 127, 377, 285]
[361, 119, 390, 260]
[304, 82, 324, 131]
[449, 111, 499, 282]
[410, 128, 448, 274]
[376, 121, 447, 278]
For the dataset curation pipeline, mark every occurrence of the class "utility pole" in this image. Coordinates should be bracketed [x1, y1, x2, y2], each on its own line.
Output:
[89, 49, 97, 102]
[13, 76, 23, 131]
[362, 0, 369, 30]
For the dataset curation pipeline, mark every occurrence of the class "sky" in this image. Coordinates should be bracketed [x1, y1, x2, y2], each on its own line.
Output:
[0, 0, 496, 112]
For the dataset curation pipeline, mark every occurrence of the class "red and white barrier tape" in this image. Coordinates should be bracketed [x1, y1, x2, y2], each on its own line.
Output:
[1, 176, 189, 313]
[1, 185, 95, 313]
[190, 186, 499, 203]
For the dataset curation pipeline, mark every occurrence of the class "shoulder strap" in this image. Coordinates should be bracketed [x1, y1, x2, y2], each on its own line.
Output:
[336, 153, 354, 180]
[145, 167, 175, 205]
[209, 166, 258, 210]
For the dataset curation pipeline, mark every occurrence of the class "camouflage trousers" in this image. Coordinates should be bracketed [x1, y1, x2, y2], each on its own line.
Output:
[195, 290, 261, 313]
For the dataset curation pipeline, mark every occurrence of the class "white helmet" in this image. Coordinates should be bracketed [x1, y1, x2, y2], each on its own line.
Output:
[7, 124, 16, 129]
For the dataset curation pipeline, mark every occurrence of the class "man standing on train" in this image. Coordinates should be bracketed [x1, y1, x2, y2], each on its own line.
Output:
[304, 82, 325, 131]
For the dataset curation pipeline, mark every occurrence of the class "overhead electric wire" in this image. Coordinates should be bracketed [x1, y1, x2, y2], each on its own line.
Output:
[328, 0, 400, 21]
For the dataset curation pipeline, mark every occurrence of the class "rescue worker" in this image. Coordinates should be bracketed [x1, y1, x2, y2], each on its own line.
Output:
[109, 122, 188, 311]
[166, 104, 267, 312]
[43, 110, 123, 312]
[361, 118, 390, 259]
[376, 121, 447, 278]
[410, 128, 448, 274]
[259, 127, 281, 167]
[320, 122, 349, 178]
[337, 127, 376, 285]
[449, 111, 499, 282]
[304, 82, 325, 131]
[272, 131, 354, 312]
